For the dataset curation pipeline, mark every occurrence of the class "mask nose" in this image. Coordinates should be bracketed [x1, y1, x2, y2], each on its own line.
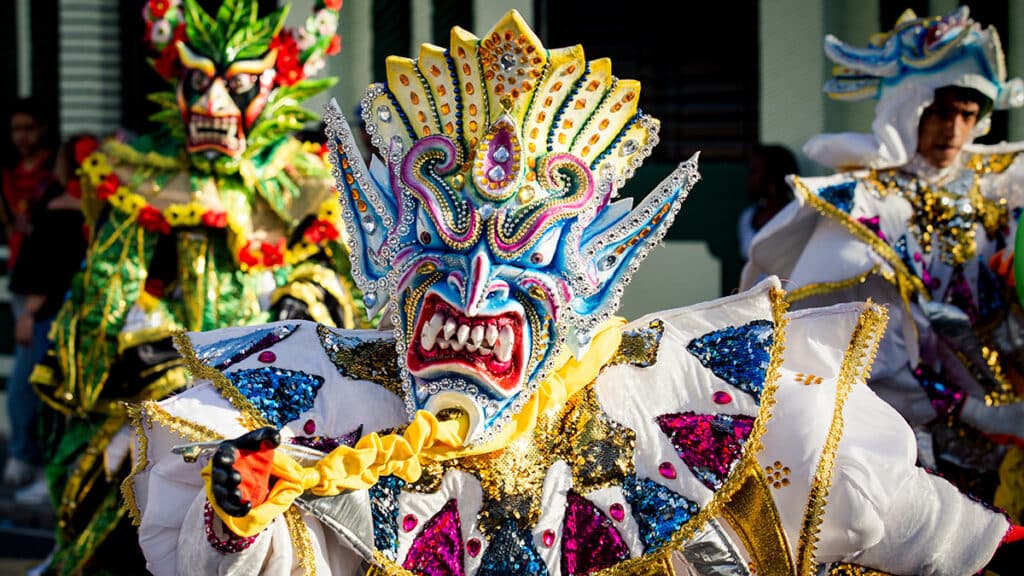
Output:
[451, 246, 493, 317]
[194, 78, 234, 115]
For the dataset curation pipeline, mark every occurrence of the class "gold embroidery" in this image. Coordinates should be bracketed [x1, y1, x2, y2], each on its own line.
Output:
[796, 303, 888, 576]
[423, 383, 637, 535]
[783, 265, 882, 304]
[765, 461, 791, 489]
[795, 373, 823, 386]
[868, 168, 1002, 267]
[720, 463, 794, 576]
[374, 289, 791, 570]
[285, 506, 317, 575]
[652, 288, 791, 555]
[122, 404, 150, 526]
[965, 151, 1021, 175]
[827, 562, 895, 576]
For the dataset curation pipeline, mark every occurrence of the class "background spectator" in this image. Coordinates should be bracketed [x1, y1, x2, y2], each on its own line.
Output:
[736, 143, 798, 262]
[1, 97, 56, 488]
[7, 133, 92, 504]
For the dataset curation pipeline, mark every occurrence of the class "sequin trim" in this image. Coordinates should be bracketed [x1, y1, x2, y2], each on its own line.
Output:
[123, 400, 225, 526]
[795, 303, 888, 576]
[204, 501, 259, 553]
[316, 324, 403, 397]
[783, 264, 883, 304]
[284, 506, 317, 575]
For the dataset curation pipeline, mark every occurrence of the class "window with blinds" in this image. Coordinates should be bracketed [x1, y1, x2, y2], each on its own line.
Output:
[58, 0, 122, 139]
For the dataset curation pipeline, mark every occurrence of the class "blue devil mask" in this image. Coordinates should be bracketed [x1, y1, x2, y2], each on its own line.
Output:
[325, 10, 699, 444]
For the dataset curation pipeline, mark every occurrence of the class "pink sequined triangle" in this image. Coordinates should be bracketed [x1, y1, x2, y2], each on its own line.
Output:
[403, 499, 465, 576]
[656, 411, 754, 490]
[561, 491, 630, 575]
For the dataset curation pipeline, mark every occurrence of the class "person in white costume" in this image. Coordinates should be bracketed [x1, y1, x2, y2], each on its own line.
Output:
[126, 10, 1023, 576]
[742, 6, 1024, 523]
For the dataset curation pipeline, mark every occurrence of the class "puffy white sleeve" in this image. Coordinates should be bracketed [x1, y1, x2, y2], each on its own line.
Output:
[763, 303, 1008, 576]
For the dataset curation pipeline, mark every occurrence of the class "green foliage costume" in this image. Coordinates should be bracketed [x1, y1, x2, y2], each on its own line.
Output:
[28, 1, 364, 573]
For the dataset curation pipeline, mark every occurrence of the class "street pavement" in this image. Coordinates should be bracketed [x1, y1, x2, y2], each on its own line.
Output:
[0, 440, 56, 576]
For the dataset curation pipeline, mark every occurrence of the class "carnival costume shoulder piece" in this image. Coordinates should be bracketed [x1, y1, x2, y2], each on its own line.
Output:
[28, 1, 363, 574]
[129, 9, 1015, 576]
[741, 5, 1024, 524]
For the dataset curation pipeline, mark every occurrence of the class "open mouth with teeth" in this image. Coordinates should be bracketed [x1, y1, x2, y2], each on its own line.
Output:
[187, 113, 245, 155]
[407, 293, 526, 396]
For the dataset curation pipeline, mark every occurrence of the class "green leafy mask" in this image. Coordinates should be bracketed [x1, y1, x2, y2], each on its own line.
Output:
[141, 0, 343, 174]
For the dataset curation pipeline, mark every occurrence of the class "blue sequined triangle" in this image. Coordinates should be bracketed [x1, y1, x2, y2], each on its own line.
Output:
[686, 319, 773, 402]
[225, 367, 323, 428]
[476, 519, 549, 576]
[195, 323, 299, 370]
[622, 475, 700, 553]
[369, 476, 405, 560]
[818, 181, 856, 214]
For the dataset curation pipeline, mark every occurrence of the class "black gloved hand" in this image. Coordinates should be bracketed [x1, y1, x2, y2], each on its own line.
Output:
[210, 427, 281, 517]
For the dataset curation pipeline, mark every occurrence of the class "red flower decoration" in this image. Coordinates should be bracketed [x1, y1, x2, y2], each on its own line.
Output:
[96, 174, 121, 201]
[239, 241, 262, 268]
[148, 0, 171, 18]
[326, 34, 342, 56]
[137, 205, 171, 235]
[261, 238, 286, 267]
[74, 136, 100, 164]
[270, 31, 304, 86]
[278, 67, 304, 87]
[201, 210, 228, 228]
[303, 218, 340, 245]
[153, 41, 181, 81]
[323, 0, 343, 11]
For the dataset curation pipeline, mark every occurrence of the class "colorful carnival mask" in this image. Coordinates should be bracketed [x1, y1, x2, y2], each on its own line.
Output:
[805, 5, 1024, 169]
[325, 10, 699, 444]
[142, 0, 343, 173]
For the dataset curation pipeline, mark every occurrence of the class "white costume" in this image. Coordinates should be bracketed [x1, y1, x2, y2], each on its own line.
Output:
[741, 6, 1024, 518]
[126, 9, 1018, 576]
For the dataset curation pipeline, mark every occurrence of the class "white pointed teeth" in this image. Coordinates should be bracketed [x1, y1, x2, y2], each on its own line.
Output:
[417, 309, 517, 362]
[467, 325, 484, 353]
[495, 325, 514, 362]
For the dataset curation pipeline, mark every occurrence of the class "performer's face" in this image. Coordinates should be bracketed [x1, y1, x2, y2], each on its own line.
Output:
[10, 112, 46, 159]
[175, 42, 277, 159]
[917, 89, 982, 168]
